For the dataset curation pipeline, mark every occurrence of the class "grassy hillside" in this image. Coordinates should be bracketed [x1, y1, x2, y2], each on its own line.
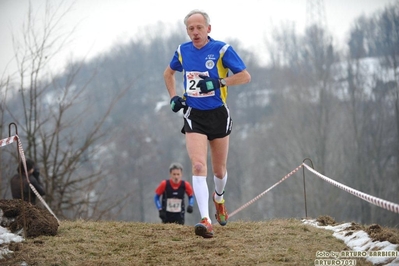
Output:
[4, 218, 397, 265]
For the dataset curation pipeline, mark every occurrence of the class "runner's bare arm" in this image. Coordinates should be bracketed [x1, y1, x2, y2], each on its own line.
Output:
[223, 69, 251, 87]
[163, 66, 177, 98]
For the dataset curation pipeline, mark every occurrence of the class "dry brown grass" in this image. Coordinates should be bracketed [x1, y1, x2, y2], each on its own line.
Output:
[2, 218, 388, 266]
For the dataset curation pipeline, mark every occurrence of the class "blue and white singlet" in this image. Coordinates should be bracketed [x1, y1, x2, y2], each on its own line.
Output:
[169, 37, 247, 110]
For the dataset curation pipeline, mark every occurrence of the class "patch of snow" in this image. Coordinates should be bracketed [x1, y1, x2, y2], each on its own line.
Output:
[303, 219, 399, 265]
[0, 226, 24, 259]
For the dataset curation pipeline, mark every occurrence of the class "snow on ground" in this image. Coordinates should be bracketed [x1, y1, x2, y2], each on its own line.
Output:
[303, 219, 399, 265]
[0, 226, 24, 259]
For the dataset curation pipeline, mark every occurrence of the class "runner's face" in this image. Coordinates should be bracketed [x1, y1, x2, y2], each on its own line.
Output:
[170, 169, 182, 184]
[186, 13, 211, 49]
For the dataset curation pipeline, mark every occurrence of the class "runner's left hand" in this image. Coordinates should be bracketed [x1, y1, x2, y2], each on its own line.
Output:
[197, 75, 220, 93]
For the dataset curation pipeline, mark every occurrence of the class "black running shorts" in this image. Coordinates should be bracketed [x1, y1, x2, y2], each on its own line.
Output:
[181, 105, 233, 140]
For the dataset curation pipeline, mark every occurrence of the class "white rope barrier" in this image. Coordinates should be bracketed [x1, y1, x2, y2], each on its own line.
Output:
[302, 163, 399, 214]
[0, 135, 18, 147]
[229, 164, 303, 218]
[0, 135, 60, 224]
[229, 162, 399, 218]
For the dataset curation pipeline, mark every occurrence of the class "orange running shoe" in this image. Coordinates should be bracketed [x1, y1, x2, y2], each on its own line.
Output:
[213, 192, 228, 226]
[194, 217, 214, 238]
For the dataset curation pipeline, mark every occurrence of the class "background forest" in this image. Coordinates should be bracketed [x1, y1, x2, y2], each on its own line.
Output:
[0, 2, 398, 227]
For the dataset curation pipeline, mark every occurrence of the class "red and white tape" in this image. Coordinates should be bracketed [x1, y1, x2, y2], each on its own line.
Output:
[0, 135, 18, 147]
[229, 163, 399, 218]
[302, 163, 399, 214]
[229, 164, 303, 218]
[0, 134, 60, 224]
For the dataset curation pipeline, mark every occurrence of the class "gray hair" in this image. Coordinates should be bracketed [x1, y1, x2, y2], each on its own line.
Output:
[169, 162, 183, 172]
[184, 9, 210, 26]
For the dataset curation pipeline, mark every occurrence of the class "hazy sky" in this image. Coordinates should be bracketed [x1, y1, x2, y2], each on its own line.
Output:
[0, 0, 396, 76]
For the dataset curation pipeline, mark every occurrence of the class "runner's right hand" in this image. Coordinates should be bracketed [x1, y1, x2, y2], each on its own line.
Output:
[170, 96, 186, 112]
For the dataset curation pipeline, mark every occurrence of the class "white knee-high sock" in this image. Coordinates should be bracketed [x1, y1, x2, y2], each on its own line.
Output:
[214, 172, 228, 203]
[192, 175, 210, 222]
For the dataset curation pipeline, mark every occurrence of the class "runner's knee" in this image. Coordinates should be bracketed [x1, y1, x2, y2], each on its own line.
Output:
[193, 162, 205, 175]
[213, 168, 226, 179]
[214, 172, 224, 179]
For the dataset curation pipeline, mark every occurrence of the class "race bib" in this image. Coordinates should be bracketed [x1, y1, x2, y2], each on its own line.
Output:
[185, 71, 215, 97]
[166, 198, 182, 213]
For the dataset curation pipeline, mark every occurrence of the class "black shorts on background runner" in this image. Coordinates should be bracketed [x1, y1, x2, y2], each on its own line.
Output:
[181, 105, 233, 140]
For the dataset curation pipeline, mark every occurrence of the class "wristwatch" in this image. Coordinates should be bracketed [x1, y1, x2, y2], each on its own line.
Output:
[219, 78, 227, 87]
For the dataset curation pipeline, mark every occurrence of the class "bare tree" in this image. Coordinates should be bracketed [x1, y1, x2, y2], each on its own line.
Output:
[2, 0, 129, 219]
[0, 77, 13, 198]
[341, 6, 399, 225]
